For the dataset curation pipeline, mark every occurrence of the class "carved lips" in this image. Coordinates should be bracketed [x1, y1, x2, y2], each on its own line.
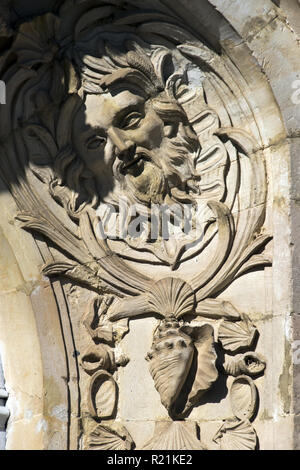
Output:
[119, 153, 148, 176]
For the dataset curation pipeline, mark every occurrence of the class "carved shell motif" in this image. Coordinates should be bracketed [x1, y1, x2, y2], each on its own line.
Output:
[88, 370, 117, 419]
[146, 319, 218, 415]
[181, 324, 218, 414]
[146, 319, 194, 413]
[213, 375, 258, 450]
[230, 375, 258, 421]
[142, 421, 206, 450]
[86, 425, 134, 450]
[213, 419, 257, 450]
[224, 352, 266, 377]
[218, 318, 257, 352]
[81, 344, 115, 375]
[147, 278, 195, 318]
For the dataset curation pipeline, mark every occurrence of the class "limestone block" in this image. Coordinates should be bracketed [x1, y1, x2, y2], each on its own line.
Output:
[0, 177, 42, 287]
[292, 314, 300, 416]
[6, 414, 46, 450]
[0, 291, 43, 419]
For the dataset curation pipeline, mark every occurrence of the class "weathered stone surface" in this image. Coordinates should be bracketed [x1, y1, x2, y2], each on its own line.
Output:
[0, 0, 298, 450]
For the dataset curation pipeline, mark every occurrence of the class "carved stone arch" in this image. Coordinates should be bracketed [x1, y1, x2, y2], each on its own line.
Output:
[0, 0, 299, 450]
[0, 174, 79, 449]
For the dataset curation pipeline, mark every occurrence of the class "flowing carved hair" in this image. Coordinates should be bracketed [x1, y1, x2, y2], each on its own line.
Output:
[49, 35, 199, 218]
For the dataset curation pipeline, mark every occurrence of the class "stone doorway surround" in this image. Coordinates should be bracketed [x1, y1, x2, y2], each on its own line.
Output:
[0, 0, 299, 450]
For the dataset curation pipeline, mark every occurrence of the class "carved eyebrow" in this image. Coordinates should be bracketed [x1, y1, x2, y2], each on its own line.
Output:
[80, 99, 145, 135]
[81, 126, 107, 146]
[113, 102, 144, 127]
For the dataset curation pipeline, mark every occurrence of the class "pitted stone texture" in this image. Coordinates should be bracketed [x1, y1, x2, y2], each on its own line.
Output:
[0, 0, 298, 450]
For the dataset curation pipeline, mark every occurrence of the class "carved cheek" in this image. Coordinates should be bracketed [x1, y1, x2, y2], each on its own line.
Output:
[82, 148, 106, 173]
[126, 111, 164, 149]
[103, 138, 115, 166]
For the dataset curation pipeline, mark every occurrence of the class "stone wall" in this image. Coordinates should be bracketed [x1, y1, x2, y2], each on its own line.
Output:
[0, 0, 299, 450]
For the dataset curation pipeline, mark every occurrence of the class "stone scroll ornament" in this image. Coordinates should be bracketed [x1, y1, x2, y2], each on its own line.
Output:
[0, 0, 271, 450]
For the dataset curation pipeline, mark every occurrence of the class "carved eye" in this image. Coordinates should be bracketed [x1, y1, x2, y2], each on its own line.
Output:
[121, 112, 143, 130]
[86, 135, 106, 150]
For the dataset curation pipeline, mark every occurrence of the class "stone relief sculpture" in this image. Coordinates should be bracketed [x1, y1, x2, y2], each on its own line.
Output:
[0, 0, 272, 450]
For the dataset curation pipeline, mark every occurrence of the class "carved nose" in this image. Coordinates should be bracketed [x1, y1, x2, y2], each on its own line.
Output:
[108, 127, 135, 161]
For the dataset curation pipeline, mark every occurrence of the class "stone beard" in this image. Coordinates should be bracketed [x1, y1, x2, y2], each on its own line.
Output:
[50, 41, 223, 261]
[70, 44, 201, 216]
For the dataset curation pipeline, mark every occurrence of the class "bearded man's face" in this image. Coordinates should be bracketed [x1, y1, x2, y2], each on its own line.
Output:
[74, 87, 197, 207]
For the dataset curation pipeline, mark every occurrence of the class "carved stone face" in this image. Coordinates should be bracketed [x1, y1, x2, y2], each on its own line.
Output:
[74, 87, 196, 206]
[75, 89, 165, 205]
